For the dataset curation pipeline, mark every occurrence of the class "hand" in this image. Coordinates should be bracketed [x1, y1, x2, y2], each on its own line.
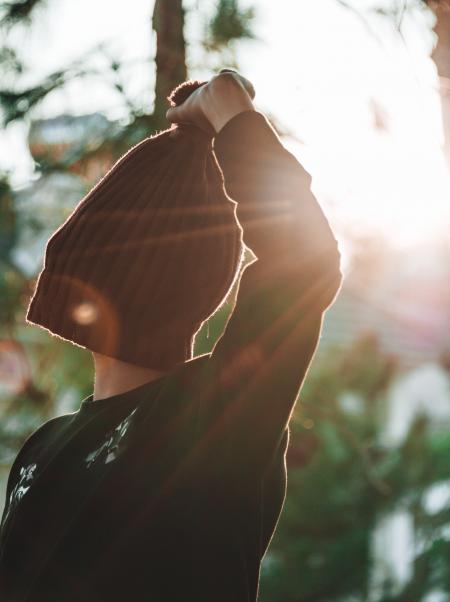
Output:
[166, 69, 256, 136]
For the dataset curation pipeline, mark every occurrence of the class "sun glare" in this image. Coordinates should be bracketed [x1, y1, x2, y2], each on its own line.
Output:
[244, 0, 450, 249]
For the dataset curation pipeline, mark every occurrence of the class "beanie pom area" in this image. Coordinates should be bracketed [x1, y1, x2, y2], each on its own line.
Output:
[166, 79, 215, 142]
[167, 79, 207, 107]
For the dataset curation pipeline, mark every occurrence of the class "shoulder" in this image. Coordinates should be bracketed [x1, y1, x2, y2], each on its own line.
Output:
[8, 414, 73, 480]
[21, 413, 73, 453]
[2, 414, 73, 521]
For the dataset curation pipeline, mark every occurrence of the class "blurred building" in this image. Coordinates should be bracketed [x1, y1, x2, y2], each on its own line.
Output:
[10, 113, 122, 278]
[319, 242, 450, 368]
[28, 113, 118, 183]
[12, 172, 87, 276]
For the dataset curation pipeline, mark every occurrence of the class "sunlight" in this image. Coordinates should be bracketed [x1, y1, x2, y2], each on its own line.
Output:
[241, 0, 450, 248]
[305, 110, 450, 247]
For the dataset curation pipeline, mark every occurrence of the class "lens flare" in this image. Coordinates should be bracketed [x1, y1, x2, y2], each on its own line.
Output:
[72, 301, 99, 325]
[0, 340, 31, 396]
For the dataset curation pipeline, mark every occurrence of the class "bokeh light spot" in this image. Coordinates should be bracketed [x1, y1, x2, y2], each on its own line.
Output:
[72, 301, 99, 325]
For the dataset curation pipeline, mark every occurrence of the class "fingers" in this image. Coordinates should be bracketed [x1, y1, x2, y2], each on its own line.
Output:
[166, 104, 215, 136]
[166, 106, 178, 123]
[165, 69, 256, 127]
[218, 68, 256, 100]
[166, 104, 190, 125]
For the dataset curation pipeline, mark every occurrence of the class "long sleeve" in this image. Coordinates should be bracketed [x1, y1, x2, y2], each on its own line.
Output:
[193, 110, 342, 475]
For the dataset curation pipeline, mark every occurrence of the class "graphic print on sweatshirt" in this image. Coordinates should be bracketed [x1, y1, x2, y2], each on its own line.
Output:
[85, 408, 138, 469]
[2, 462, 38, 528]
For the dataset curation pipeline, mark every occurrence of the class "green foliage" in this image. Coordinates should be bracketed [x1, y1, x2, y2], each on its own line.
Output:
[0, 46, 23, 75]
[258, 335, 450, 602]
[207, 0, 256, 50]
[194, 249, 254, 356]
[0, 175, 16, 259]
[0, 69, 66, 125]
[0, 0, 46, 26]
[0, 168, 93, 462]
[0, 175, 26, 328]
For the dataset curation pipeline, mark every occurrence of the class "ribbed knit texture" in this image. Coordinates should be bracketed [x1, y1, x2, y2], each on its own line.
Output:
[26, 83, 245, 370]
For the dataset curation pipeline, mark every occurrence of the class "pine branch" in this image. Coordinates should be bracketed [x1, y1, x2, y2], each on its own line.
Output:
[0, 0, 47, 26]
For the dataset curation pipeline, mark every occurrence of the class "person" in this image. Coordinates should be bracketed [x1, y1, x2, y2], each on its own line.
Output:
[0, 70, 342, 601]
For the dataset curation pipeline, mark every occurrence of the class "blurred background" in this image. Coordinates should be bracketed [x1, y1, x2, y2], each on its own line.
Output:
[0, 0, 449, 600]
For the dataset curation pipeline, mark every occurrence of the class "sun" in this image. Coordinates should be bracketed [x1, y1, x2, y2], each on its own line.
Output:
[243, 0, 450, 248]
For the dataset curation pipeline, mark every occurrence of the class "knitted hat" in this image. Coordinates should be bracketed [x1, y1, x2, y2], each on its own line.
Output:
[26, 80, 245, 371]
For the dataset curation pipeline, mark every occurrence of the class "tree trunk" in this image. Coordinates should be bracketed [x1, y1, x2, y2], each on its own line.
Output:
[152, 0, 188, 130]
[429, 1, 450, 167]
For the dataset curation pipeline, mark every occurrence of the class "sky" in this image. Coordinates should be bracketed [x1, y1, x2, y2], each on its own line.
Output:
[0, 0, 449, 251]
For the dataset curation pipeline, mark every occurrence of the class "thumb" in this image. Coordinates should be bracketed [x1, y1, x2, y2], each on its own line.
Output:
[166, 106, 179, 123]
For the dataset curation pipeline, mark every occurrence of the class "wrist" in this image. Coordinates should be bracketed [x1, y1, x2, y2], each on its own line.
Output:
[205, 74, 255, 133]
[212, 104, 255, 134]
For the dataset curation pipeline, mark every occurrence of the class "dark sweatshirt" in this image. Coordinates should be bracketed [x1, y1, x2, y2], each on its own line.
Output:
[0, 110, 342, 601]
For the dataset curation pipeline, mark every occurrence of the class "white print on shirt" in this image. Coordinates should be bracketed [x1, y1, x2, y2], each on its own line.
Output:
[3, 463, 37, 525]
[85, 409, 138, 469]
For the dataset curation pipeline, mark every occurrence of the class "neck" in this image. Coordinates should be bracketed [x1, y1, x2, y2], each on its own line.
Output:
[91, 352, 167, 401]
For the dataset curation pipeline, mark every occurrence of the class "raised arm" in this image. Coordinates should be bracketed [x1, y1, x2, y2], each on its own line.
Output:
[168, 72, 342, 474]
